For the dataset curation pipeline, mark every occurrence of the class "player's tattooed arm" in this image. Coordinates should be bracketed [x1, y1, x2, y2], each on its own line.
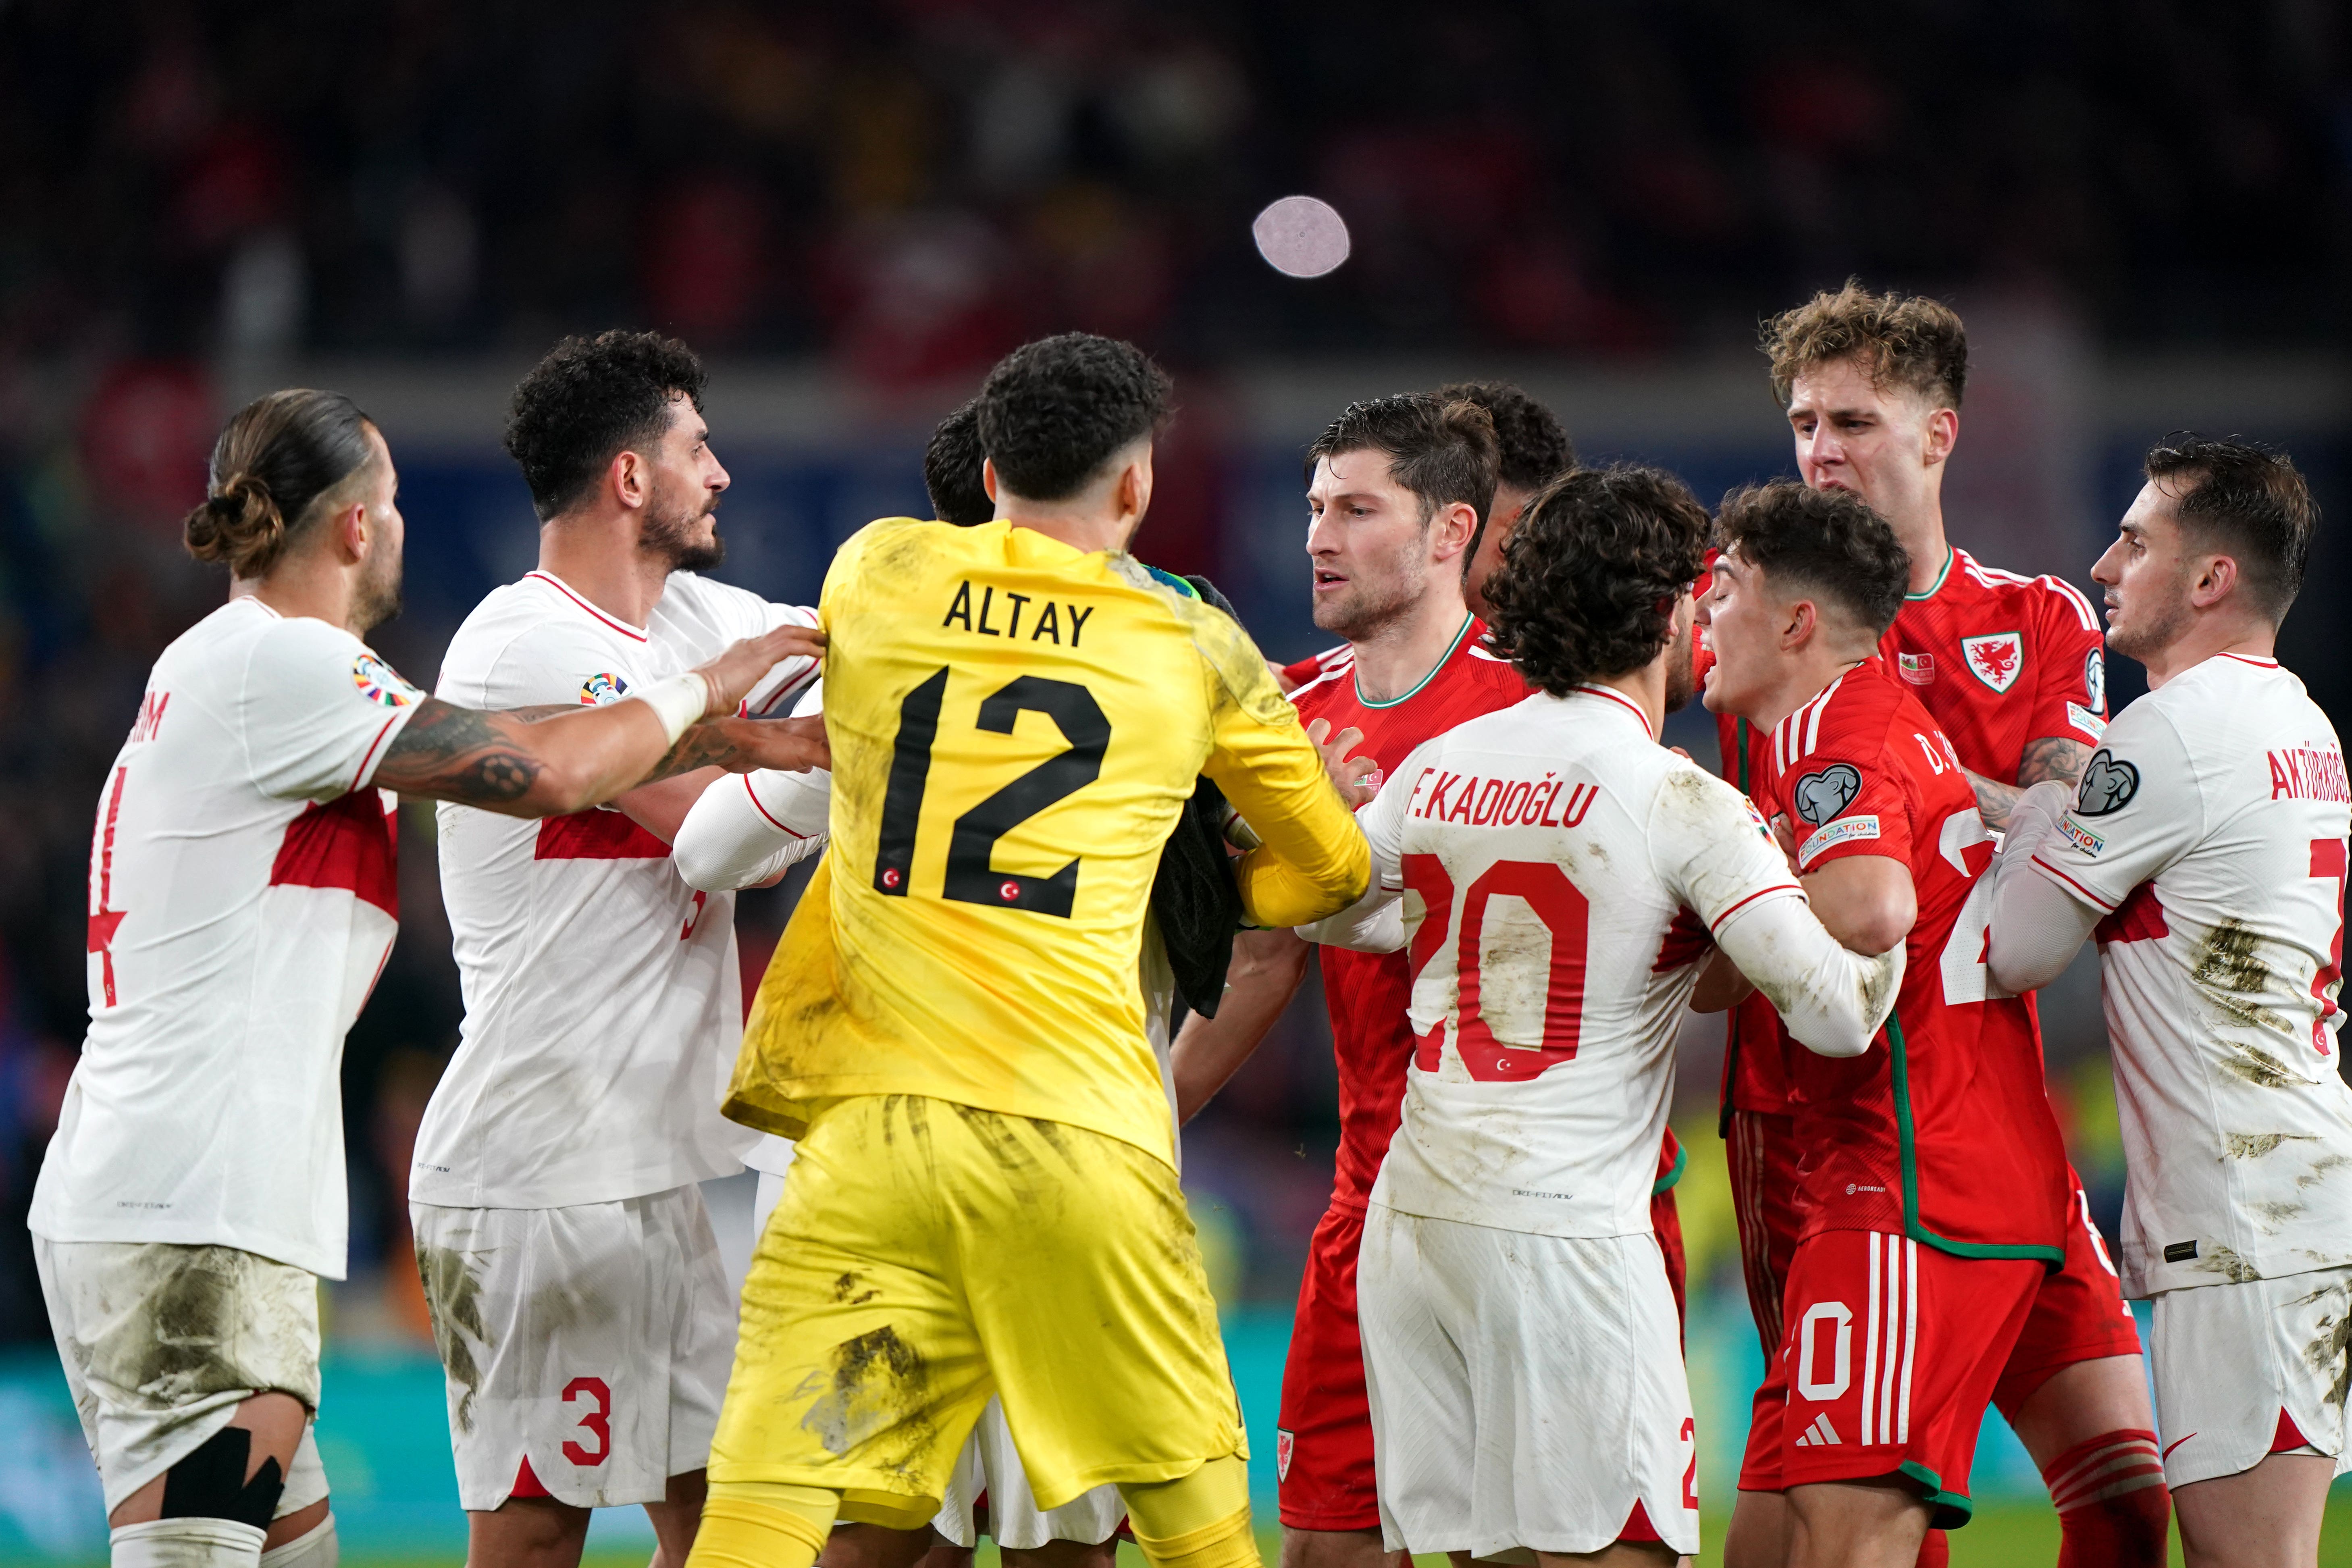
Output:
[639, 715, 829, 784]
[1965, 735, 2092, 832]
[372, 699, 547, 807]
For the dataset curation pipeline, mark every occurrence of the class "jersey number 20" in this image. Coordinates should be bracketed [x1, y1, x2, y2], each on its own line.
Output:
[871, 668, 1109, 917]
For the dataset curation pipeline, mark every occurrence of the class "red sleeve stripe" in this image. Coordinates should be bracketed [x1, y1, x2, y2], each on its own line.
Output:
[1710, 882, 1802, 932]
[744, 774, 811, 838]
[2030, 853, 2119, 911]
[351, 710, 405, 792]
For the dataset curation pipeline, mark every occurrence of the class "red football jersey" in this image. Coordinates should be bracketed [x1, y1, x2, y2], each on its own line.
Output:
[1752, 657, 2069, 1257]
[1694, 634, 1798, 1117]
[1880, 547, 2107, 780]
[1290, 616, 1529, 1213]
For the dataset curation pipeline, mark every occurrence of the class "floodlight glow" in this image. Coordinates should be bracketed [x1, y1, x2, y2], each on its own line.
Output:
[1252, 195, 1350, 278]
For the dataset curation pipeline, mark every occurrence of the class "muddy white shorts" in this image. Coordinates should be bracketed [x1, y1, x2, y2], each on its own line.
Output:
[2150, 1265, 2352, 1489]
[410, 1182, 735, 1510]
[930, 1396, 1125, 1550]
[33, 1237, 330, 1518]
[1358, 1208, 1699, 1560]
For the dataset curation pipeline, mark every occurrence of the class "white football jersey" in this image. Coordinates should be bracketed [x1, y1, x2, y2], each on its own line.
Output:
[412, 570, 817, 1209]
[29, 597, 422, 1278]
[1362, 685, 1806, 1239]
[2026, 653, 2352, 1296]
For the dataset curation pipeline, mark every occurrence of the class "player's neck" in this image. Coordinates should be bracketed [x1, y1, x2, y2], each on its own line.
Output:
[537, 514, 671, 628]
[1750, 646, 1875, 734]
[1888, 501, 1952, 596]
[2139, 616, 2278, 689]
[1589, 664, 1666, 740]
[1350, 591, 1471, 704]
[245, 555, 364, 637]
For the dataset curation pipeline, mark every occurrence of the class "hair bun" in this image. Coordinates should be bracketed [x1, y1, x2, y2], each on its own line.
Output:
[183, 471, 288, 575]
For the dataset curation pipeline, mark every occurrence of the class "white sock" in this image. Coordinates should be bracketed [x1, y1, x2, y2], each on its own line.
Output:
[110, 1516, 266, 1567]
[258, 1514, 336, 1568]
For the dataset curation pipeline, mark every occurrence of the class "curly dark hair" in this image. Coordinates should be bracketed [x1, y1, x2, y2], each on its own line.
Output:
[1715, 481, 1909, 636]
[923, 399, 994, 526]
[2144, 432, 2318, 622]
[1763, 279, 1967, 411]
[1433, 381, 1573, 493]
[1484, 466, 1711, 697]
[974, 333, 1172, 502]
[1304, 393, 1499, 529]
[505, 330, 707, 520]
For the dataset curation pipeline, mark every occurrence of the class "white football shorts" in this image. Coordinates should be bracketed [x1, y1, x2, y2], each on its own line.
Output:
[410, 1182, 734, 1510]
[1358, 1207, 1698, 1560]
[2150, 1265, 2352, 1489]
[33, 1237, 329, 1517]
[932, 1396, 1126, 1549]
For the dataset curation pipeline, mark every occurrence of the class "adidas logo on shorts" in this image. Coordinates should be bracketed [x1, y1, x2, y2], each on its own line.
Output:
[1793, 1413, 1843, 1447]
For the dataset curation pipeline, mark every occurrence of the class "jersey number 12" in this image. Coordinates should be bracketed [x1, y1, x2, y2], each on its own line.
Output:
[871, 667, 1109, 917]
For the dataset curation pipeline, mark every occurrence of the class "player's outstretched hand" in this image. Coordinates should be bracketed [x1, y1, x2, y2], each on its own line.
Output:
[692, 624, 827, 718]
[1307, 718, 1379, 809]
[713, 714, 831, 775]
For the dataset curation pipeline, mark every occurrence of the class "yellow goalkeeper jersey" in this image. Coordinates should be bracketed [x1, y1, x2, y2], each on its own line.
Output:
[728, 517, 1368, 1168]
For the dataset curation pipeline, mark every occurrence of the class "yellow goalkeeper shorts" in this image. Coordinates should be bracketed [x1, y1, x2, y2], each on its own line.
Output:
[709, 1094, 1245, 1519]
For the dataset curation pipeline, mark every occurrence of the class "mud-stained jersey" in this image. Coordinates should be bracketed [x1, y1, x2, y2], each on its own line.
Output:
[30, 599, 422, 1278]
[1753, 656, 2070, 1259]
[1289, 619, 1531, 1212]
[1356, 685, 1821, 1238]
[730, 518, 1367, 1168]
[2026, 653, 2352, 1295]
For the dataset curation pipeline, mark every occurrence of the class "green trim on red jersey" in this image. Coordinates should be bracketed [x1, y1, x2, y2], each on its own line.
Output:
[1886, 1013, 2065, 1267]
[1904, 548, 1955, 602]
[1353, 614, 1475, 710]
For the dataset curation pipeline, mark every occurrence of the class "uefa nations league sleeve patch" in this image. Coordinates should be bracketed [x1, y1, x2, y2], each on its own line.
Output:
[2074, 749, 2140, 815]
[352, 652, 420, 707]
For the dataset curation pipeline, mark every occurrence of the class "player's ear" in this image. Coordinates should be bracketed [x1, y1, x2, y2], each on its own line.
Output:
[610, 448, 647, 512]
[1922, 404, 1959, 468]
[1782, 597, 1818, 651]
[2189, 552, 2239, 611]
[1118, 445, 1154, 525]
[981, 458, 1000, 504]
[1431, 501, 1476, 564]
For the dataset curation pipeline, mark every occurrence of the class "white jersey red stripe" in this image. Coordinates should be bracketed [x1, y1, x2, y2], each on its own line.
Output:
[30, 598, 424, 1278]
[412, 570, 817, 1209]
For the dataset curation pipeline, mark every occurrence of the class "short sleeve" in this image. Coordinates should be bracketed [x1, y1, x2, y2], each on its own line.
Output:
[2024, 581, 2109, 745]
[1769, 715, 1916, 875]
[742, 600, 823, 716]
[1648, 763, 1806, 933]
[2026, 697, 2202, 912]
[239, 618, 425, 801]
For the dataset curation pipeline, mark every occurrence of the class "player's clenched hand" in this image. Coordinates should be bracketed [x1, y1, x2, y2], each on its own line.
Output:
[1307, 718, 1379, 808]
[691, 624, 827, 717]
[708, 714, 830, 775]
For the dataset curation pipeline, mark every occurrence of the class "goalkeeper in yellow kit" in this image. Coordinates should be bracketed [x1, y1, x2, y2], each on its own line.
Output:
[688, 333, 1370, 1568]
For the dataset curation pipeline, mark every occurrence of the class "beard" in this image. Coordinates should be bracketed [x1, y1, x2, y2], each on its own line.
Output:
[1312, 551, 1427, 643]
[642, 480, 725, 574]
[2105, 565, 2193, 665]
[1662, 620, 1697, 713]
[353, 551, 404, 633]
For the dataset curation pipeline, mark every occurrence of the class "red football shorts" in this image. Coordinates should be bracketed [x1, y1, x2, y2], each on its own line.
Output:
[1277, 1203, 1379, 1531]
[1757, 1231, 2041, 1527]
[1992, 1177, 2145, 1416]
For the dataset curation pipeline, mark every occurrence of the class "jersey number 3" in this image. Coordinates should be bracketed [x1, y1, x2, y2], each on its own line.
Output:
[871, 668, 1109, 918]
